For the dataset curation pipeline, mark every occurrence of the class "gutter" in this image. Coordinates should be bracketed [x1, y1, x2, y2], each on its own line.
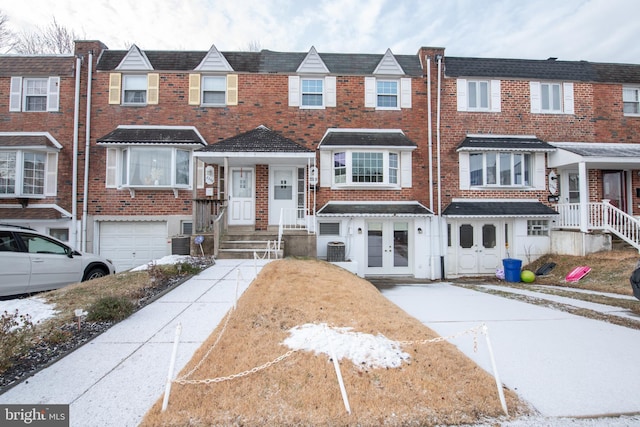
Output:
[82, 51, 93, 251]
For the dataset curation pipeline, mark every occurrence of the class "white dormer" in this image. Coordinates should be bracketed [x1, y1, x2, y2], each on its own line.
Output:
[195, 44, 234, 72]
[297, 46, 329, 73]
[116, 45, 153, 71]
[373, 48, 404, 75]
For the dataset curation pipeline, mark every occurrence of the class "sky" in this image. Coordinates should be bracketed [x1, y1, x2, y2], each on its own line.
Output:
[2, 0, 639, 63]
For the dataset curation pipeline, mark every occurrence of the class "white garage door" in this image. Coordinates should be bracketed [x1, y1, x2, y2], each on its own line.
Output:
[99, 221, 169, 272]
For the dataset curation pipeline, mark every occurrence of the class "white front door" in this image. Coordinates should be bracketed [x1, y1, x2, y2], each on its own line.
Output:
[366, 220, 411, 275]
[269, 167, 297, 225]
[456, 221, 503, 275]
[229, 168, 255, 225]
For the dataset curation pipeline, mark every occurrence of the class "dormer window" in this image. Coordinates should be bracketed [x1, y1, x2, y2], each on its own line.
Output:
[376, 80, 398, 108]
[301, 78, 323, 107]
[122, 75, 147, 105]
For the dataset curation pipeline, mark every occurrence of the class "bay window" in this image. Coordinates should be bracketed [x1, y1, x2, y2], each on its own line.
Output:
[332, 151, 400, 186]
[0, 150, 55, 197]
[118, 147, 191, 188]
[470, 152, 531, 187]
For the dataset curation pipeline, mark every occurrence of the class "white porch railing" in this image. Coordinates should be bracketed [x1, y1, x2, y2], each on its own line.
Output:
[556, 200, 640, 251]
[277, 208, 316, 257]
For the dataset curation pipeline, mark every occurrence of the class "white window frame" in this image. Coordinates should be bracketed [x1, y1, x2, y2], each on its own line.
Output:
[468, 151, 532, 188]
[289, 76, 336, 109]
[201, 75, 227, 106]
[122, 74, 148, 105]
[108, 146, 192, 189]
[376, 79, 399, 109]
[467, 80, 490, 111]
[332, 150, 401, 188]
[623, 87, 640, 116]
[10, 76, 60, 112]
[0, 150, 57, 198]
[301, 78, 324, 108]
[364, 77, 411, 109]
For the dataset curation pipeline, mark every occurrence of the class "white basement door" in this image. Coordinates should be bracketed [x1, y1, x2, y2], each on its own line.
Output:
[99, 221, 168, 272]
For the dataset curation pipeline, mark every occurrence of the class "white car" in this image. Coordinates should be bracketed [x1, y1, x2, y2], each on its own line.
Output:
[0, 224, 116, 297]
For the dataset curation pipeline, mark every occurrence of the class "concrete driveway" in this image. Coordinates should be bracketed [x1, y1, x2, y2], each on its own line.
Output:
[380, 282, 640, 418]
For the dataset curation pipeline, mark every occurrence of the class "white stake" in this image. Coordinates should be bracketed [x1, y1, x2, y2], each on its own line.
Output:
[162, 323, 183, 412]
[325, 325, 351, 414]
[482, 324, 508, 416]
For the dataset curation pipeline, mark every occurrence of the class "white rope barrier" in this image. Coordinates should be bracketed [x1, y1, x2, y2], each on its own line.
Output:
[161, 323, 182, 412]
[163, 323, 506, 416]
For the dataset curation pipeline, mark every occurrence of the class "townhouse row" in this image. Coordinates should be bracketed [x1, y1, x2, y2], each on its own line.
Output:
[1, 39, 640, 278]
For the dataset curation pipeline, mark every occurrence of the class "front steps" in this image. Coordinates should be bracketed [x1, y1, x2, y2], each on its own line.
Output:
[217, 227, 283, 259]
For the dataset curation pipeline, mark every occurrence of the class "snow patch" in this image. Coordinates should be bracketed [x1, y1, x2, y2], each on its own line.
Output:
[130, 255, 194, 271]
[283, 323, 410, 369]
[0, 297, 58, 326]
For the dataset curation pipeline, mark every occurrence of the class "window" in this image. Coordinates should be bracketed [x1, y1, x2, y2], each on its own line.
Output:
[202, 76, 226, 106]
[332, 151, 400, 186]
[527, 220, 549, 236]
[49, 228, 69, 242]
[181, 221, 193, 235]
[0, 150, 54, 197]
[122, 75, 147, 105]
[289, 76, 335, 109]
[530, 81, 573, 114]
[9, 76, 60, 112]
[115, 147, 191, 188]
[469, 152, 531, 187]
[319, 222, 340, 236]
[541, 82, 562, 112]
[456, 78, 500, 112]
[301, 78, 323, 107]
[376, 80, 398, 108]
[623, 87, 640, 115]
[467, 80, 489, 111]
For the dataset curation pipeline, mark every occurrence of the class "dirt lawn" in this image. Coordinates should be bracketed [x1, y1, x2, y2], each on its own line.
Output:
[141, 259, 530, 426]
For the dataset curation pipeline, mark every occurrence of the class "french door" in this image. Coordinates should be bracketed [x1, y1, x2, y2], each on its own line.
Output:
[456, 220, 504, 275]
[366, 221, 411, 275]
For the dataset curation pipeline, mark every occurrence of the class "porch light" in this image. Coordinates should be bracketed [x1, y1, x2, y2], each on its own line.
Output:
[418, 227, 423, 234]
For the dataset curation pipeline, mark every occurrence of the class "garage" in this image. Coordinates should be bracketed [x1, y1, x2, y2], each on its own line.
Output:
[99, 221, 169, 272]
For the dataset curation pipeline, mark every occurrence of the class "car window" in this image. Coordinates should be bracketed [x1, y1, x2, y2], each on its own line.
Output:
[17, 232, 69, 255]
[0, 230, 20, 252]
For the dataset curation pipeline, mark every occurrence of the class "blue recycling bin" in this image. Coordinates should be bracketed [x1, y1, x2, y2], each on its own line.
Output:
[502, 258, 522, 282]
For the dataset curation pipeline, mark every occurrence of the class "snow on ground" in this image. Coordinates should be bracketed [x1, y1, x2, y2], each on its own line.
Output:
[283, 323, 410, 369]
[0, 297, 58, 326]
[130, 255, 194, 271]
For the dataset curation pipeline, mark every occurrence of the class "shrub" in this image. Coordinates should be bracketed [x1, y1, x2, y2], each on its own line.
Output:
[0, 310, 37, 373]
[86, 296, 135, 322]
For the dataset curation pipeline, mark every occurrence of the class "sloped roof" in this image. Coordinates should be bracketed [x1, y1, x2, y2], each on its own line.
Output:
[0, 207, 70, 220]
[443, 201, 558, 217]
[0, 55, 75, 77]
[96, 127, 206, 145]
[319, 130, 417, 148]
[457, 135, 556, 152]
[445, 57, 640, 84]
[97, 49, 423, 76]
[317, 202, 433, 216]
[198, 126, 312, 153]
[0, 134, 61, 149]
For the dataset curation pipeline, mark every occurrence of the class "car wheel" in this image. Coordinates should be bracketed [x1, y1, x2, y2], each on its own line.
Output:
[83, 267, 107, 281]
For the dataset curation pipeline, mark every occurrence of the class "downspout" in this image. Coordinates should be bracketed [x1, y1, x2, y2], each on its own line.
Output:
[426, 56, 436, 280]
[436, 54, 445, 278]
[71, 56, 82, 249]
[81, 50, 93, 252]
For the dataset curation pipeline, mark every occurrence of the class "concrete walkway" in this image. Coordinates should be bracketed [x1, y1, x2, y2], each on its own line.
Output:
[0, 258, 271, 427]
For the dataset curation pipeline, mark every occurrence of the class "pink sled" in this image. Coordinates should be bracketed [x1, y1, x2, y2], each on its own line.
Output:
[565, 266, 591, 282]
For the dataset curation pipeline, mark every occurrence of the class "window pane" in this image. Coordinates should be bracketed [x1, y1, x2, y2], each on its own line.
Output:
[377, 81, 398, 107]
[389, 153, 398, 184]
[176, 150, 190, 185]
[479, 81, 489, 109]
[129, 148, 171, 186]
[367, 223, 383, 267]
[623, 88, 639, 114]
[334, 152, 346, 184]
[468, 81, 477, 108]
[459, 224, 473, 248]
[203, 91, 225, 104]
[19, 233, 68, 255]
[523, 154, 531, 185]
[514, 153, 522, 184]
[302, 79, 323, 106]
[541, 84, 550, 110]
[482, 224, 496, 248]
[0, 152, 16, 194]
[352, 152, 383, 183]
[499, 153, 511, 185]
[552, 84, 561, 110]
[394, 222, 409, 267]
[22, 152, 45, 195]
[470, 153, 483, 185]
[486, 153, 496, 185]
